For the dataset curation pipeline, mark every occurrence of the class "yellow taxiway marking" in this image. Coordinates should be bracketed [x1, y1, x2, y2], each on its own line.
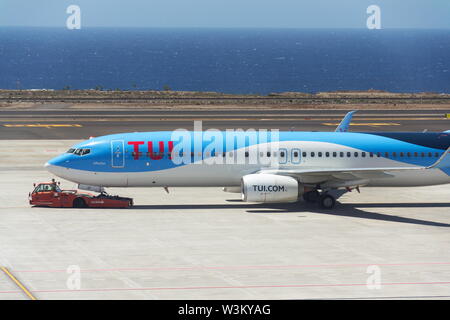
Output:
[322, 123, 401, 126]
[1, 267, 37, 300]
[3, 124, 82, 128]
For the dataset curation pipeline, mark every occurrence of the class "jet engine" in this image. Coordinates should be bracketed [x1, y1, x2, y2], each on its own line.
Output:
[241, 174, 303, 203]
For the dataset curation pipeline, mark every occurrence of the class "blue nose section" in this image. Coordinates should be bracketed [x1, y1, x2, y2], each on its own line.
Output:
[45, 154, 72, 168]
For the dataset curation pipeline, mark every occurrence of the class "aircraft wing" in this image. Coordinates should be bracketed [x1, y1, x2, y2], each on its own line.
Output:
[259, 147, 450, 188]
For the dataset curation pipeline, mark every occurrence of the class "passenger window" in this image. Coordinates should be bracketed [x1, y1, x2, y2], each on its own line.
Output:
[376, 152, 381, 157]
[414, 152, 418, 157]
[333, 152, 337, 157]
[421, 152, 425, 157]
[435, 152, 439, 157]
[354, 152, 358, 157]
[325, 152, 330, 157]
[428, 152, 432, 157]
[347, 152, 351, 157]
[407, 152, 411, 157]
[302, 152, 307, 157]
[318, 152, 322, 157]
[293, 151, 298, 157]
[267, 152, 271, 157]
[245, 151, 249, 157]
[362, 152, 366, 157]
[280, 151, 285, 157]
[385, 152, 389, 158]
[311, 152, 315, 157]
[400, 152, 404, 157]
[392, 152, 397, 157]
[369, 152, 373, 157]
[340, 152, 344, 157]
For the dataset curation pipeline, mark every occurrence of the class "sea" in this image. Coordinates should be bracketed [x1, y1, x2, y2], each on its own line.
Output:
[0, 27, 449, 94]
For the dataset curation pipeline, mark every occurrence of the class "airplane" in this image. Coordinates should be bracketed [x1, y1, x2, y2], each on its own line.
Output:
[45, 111, 450, 209]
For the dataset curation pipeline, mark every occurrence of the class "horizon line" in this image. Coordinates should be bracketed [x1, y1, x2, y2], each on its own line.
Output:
[1, 26, 450, 30]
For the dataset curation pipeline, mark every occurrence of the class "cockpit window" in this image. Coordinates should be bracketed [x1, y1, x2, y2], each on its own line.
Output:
[67, 148, 75, 154]
[73, 148, 91, 156]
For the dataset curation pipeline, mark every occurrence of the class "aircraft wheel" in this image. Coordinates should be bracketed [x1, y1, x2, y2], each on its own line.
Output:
[73, 198, 87, 208]
[319, 194, 336, 209]
[303, 190, 320, 203]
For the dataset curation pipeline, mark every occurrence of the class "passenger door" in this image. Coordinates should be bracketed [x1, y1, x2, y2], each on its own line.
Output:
[111, 140, 125, 168]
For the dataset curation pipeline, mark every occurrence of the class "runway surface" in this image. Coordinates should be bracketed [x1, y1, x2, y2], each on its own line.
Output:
[1, 139, 450, 300]
[1, 105, 450, 139]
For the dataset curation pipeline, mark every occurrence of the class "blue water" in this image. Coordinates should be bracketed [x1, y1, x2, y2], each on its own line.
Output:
[0, 27, 449, 94]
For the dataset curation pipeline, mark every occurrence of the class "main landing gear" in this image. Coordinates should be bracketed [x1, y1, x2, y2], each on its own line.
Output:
[302, 190, 337, 209]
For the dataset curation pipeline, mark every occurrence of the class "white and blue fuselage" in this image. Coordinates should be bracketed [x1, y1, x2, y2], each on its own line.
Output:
[46, 131, 450, 189]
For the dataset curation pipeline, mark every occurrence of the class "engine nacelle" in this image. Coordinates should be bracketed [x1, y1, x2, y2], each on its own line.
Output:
[241, 174, 303, 203]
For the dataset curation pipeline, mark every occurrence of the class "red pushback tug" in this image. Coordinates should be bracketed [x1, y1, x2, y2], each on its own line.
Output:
[29, 180, 133, 208]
